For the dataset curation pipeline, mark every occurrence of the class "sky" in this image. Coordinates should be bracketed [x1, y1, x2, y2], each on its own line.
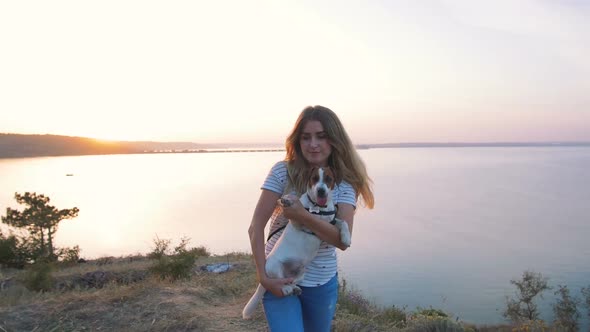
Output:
[1, 0, 589, 144]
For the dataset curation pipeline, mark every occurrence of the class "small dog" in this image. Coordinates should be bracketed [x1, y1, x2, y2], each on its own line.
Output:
[242, 166, 351, 319]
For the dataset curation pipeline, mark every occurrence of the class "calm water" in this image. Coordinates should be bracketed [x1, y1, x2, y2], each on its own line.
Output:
[1, 147, 589, 327]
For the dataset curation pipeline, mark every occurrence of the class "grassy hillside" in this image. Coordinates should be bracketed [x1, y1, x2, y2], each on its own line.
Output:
[0, 252, 559, 332]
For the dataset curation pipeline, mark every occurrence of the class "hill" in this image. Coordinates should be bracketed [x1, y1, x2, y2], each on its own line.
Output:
[3, 133, 589, 159]
[0, 134, 207, 158]
[0, 253, 526, 331]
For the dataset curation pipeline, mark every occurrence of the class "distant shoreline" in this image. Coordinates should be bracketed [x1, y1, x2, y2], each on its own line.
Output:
[3, 143, 590, 159]
[357, 142, 590, 149]
[1, 133, 589, 159]
[141, 141, 590, 153]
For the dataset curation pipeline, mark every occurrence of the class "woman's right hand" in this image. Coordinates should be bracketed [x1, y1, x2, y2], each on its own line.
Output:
[260, 275, 294, 297]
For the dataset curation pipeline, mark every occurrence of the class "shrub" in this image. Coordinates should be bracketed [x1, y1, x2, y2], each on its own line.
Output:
[414, 306, 449, 318]
[503, 270, 551, 322]
[552, 285, 580, 331]
[57, 245, 81, 266]
[189, 245, 210, 258]
[0, 231, 21, 268]
[148, 235, 171, 259]
[96, 256, 115, 265]
[173, 236, 190, 253]
[336, 279, 407, 330]
[332, 313, 384, 332]
[374, 305, 407, 328]
[406, 314, 465, 332]
[511, 320, 549, 332]
[0, 231, 34, 268]
[582, 285, 590, 319]
[405, 307, 464, 331]
[20, 261, 55, 292]
[338, 279, 373, 315]
[150, 251, 196, 281]
[149, 237, 204, 280]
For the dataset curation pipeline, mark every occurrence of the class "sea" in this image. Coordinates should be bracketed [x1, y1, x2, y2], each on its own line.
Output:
[1, 147, 589, 328]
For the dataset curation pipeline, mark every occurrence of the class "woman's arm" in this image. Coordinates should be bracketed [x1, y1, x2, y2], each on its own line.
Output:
[248, 189, 293, 296]
[281, 197, 355, 251]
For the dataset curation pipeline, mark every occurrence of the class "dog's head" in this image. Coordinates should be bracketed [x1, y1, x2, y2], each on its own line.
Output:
[307, 167, 335, 207]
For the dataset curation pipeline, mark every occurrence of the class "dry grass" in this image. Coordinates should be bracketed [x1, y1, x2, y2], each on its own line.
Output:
[0, 254, 267, 332]
[0, 253, 566, 332]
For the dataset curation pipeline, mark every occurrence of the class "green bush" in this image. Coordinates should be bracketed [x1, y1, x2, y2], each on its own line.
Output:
[406, 315, 466, 332]
[332, 313, 385, 332]
[336, 279, 407, 330]
[404, 307, 463, 332]
[374, 305, 407, 328]
[552, 285, 580, 331]
[148, 236, 171, 259]
[503, 270, 550, 322]
[171, 237, 210, 257]
[582, 285, 590, 319]
[57, 245, 81, 266]
[414, 307, 449, 318]
[148, 237, 206, 280]
[0, 231, 29, 268]
[510, 320, 550, 332]
[338, 285, 373, 315]
[0, 232, 19, 267]
[189, 245, 210, 258]
[20, 261, 55, 292]
[150, 251, 196, 281]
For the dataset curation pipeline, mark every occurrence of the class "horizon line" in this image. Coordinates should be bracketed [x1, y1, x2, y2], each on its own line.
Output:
[2, 132, 590, 146]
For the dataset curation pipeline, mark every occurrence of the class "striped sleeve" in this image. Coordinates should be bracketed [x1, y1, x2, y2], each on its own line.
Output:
[336, 180, 357, 208]
[261, 161, 287, 194]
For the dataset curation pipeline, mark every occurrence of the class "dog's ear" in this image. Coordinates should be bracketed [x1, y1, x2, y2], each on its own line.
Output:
[321, 166, 339, 183]
[323, 167, 337, 189]
[307, 167, 318, 179]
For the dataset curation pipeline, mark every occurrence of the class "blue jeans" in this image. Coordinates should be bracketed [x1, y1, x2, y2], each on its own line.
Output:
[262, 273, 338, 332]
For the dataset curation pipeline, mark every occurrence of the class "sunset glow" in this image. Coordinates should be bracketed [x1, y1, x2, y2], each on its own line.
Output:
[1, 1, 589, 144]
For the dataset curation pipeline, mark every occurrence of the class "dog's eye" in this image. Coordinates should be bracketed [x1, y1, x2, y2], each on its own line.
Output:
[325, 176, 333, 183]
[312, 175, 320, 182]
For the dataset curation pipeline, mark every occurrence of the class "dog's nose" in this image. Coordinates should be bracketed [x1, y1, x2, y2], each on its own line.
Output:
[317, 188, 326, 197]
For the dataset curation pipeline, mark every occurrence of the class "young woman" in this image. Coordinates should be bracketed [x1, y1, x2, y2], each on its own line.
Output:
[247, 105, 375, 331]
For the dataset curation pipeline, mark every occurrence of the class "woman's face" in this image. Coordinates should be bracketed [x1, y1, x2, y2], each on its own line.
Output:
[299, 120, 332, 167]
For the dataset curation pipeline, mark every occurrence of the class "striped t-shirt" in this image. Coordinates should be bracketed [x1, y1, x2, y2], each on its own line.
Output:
[261, 161, 357, 287]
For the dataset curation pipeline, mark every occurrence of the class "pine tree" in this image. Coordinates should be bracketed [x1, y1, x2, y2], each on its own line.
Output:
[1, 192, 79, 261]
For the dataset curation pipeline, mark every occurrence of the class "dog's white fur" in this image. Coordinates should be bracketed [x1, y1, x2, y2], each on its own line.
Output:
[242, 167, 351, 319]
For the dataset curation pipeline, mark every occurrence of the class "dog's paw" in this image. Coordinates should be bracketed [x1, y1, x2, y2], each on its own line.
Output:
[281, 285, 294, 297]
[292, 286, 302, 296]
[339, 223, 352, 247]
[341, 235, 351, 247]
[341, 233, 351, 247]
[279, 196, 293, 207]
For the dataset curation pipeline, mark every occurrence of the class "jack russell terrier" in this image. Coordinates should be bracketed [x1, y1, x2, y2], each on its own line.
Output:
[242, 166, 351, 319]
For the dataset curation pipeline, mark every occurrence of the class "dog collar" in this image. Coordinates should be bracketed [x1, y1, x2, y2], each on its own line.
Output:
[301, 228, 316, 236]
[310, 210, 337, 216]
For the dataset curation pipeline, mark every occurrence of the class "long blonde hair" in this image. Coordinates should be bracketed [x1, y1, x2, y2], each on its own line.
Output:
[285, 105, 374, 209]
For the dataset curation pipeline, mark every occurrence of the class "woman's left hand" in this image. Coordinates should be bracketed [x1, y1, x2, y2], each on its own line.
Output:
[279, 194, 307, 220]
